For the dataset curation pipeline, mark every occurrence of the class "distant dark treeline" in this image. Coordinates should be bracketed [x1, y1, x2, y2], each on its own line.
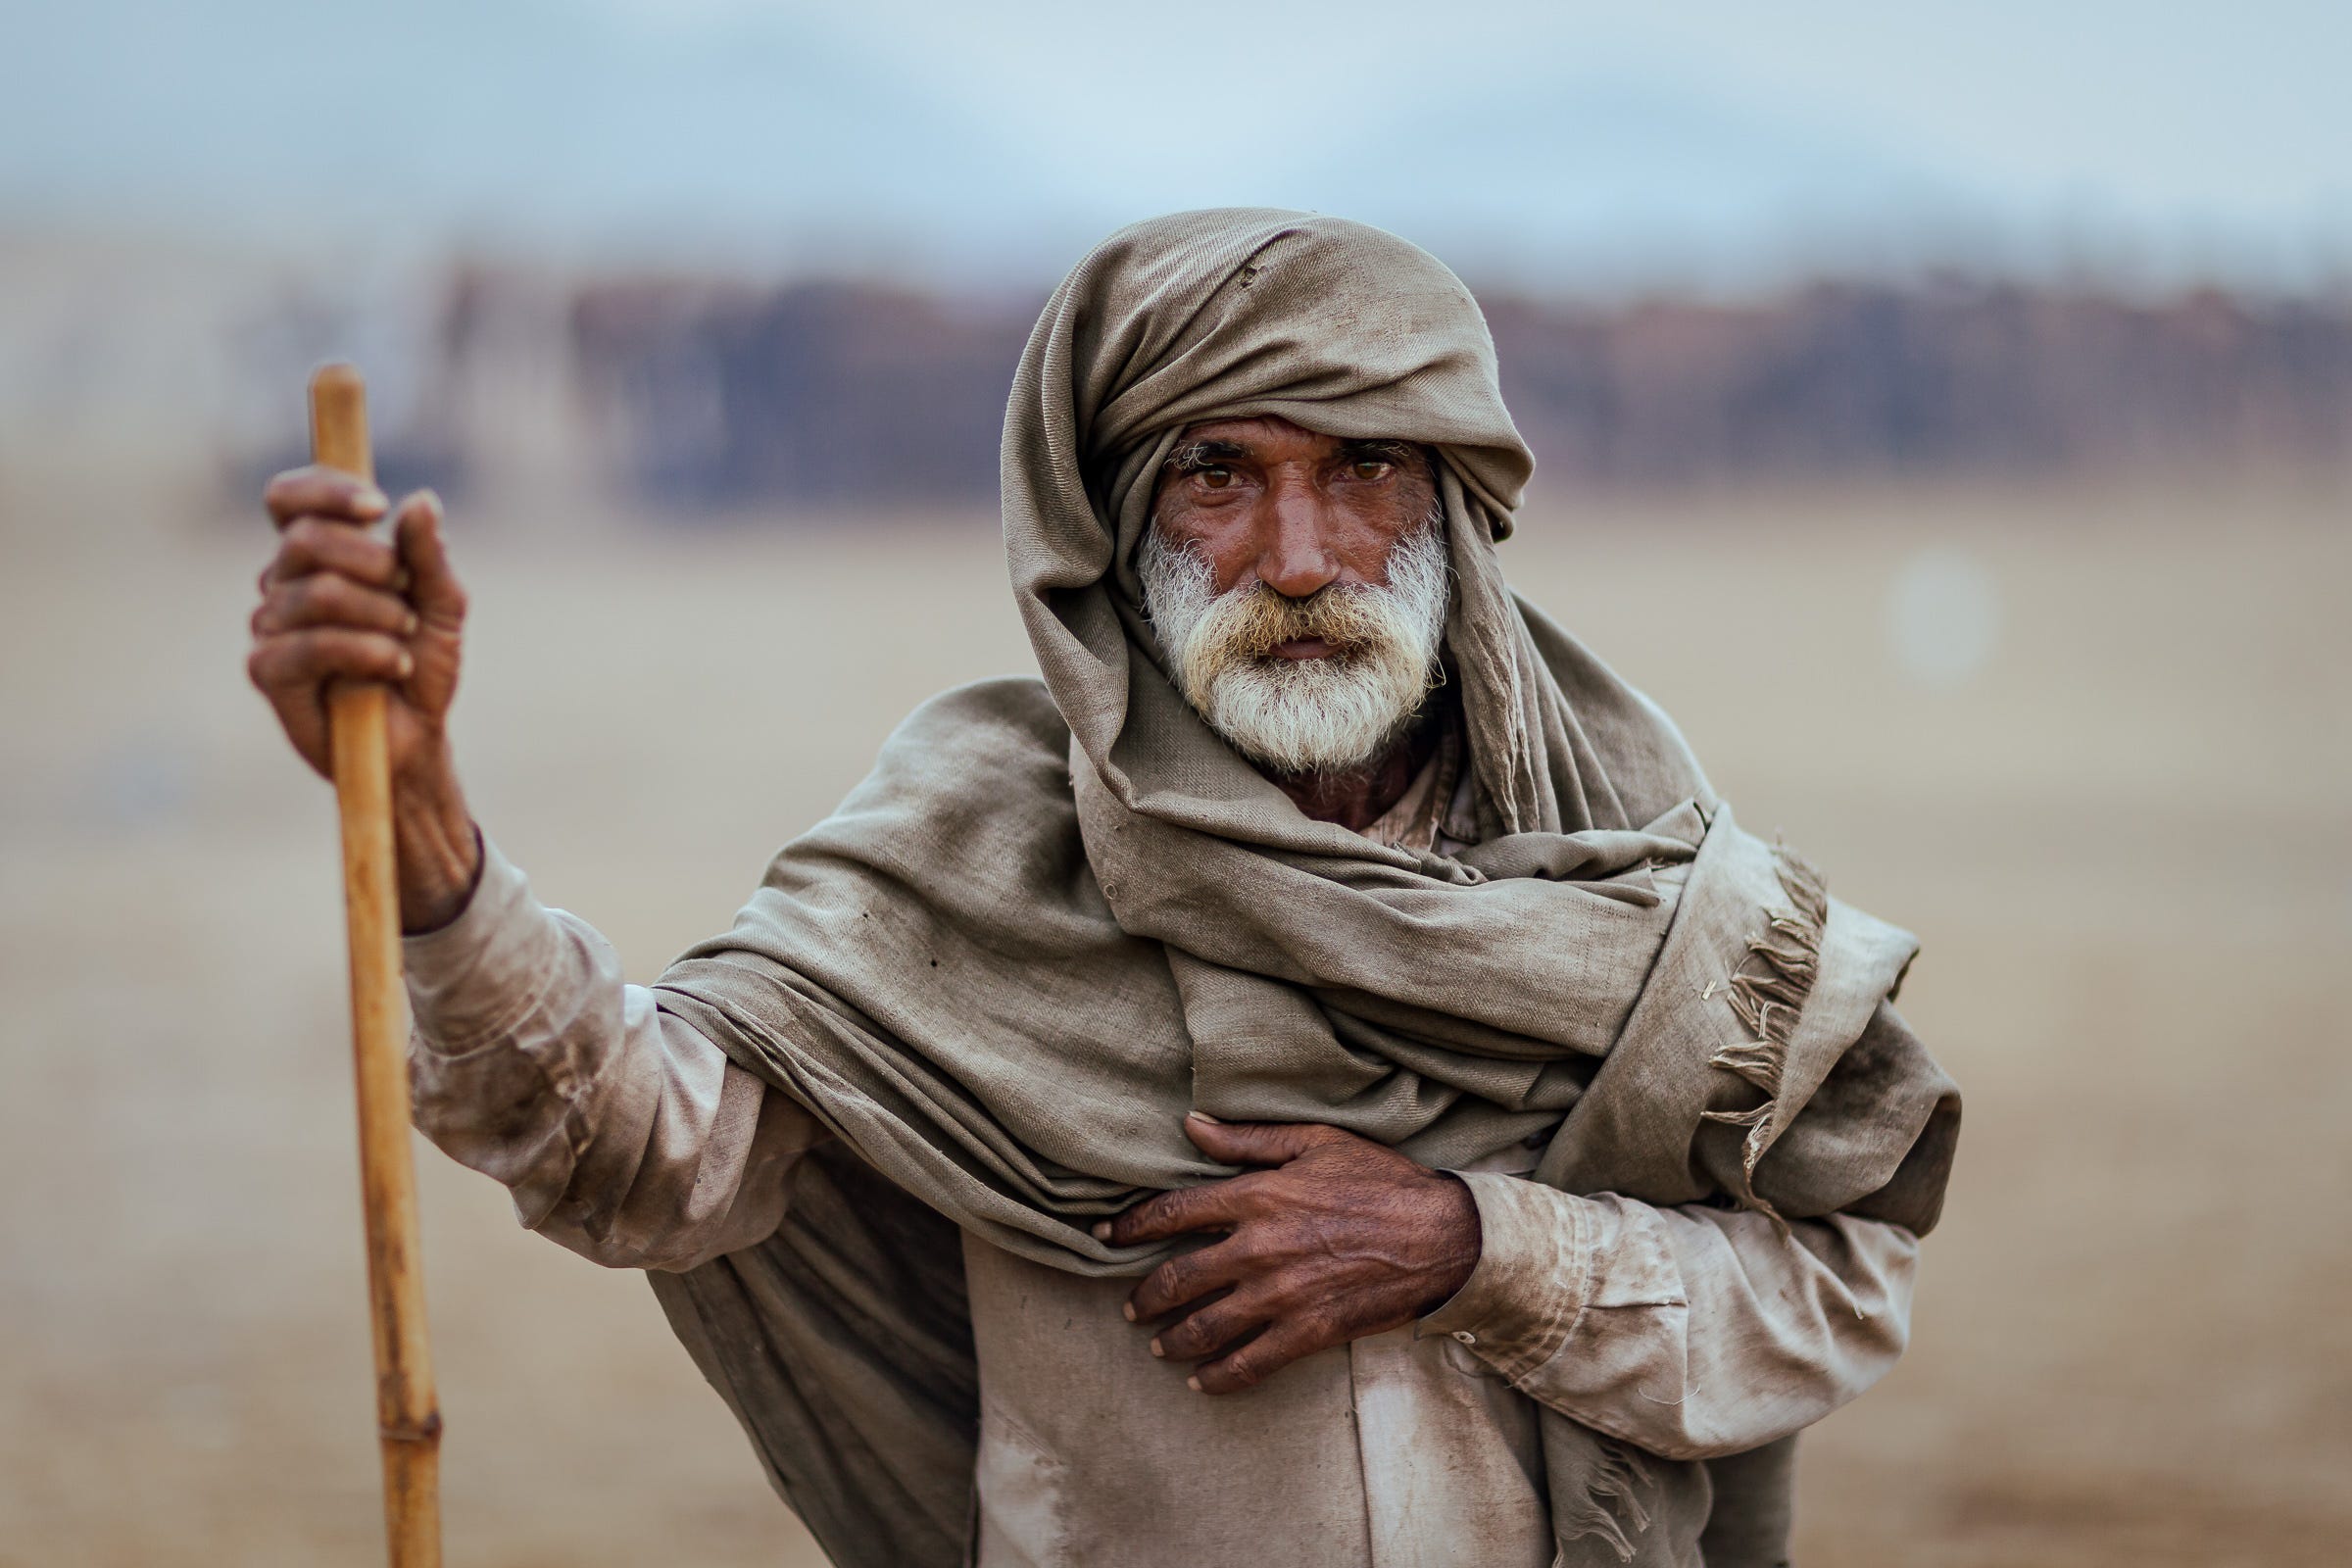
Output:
[566, 281, 1038, 506]
[1484, 285, 2352, 484]
[550, 275, 2352, 506]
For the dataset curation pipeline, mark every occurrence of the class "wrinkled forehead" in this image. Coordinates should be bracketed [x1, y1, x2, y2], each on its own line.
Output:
[1159, 415, 1429, 465]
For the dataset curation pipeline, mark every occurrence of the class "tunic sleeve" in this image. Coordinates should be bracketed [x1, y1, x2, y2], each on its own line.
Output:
[1418, 1004, 1933, 1460]
[401, 835, 826, 1272]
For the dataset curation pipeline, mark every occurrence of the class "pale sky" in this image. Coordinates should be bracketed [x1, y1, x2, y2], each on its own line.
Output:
[5, 0, 2345, 289]
[805, 0, 2347, 217]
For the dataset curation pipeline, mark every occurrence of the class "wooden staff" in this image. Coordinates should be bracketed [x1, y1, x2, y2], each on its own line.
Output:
[310, 363, 444, 1567]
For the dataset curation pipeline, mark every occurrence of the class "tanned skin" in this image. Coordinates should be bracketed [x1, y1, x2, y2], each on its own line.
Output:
[249, 473, 479, 933]
[1147, 414, 1445, 831]
[247, 412, 1479, 1401]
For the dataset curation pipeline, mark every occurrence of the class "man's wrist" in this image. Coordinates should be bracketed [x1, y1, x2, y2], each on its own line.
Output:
[1416, 1174, 1598, 1374]
[1417, 1170, 1485, 1313]
[393, 747, 483, 934]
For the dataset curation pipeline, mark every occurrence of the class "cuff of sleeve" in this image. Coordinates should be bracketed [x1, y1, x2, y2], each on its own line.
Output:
[402, 833, 557, 1055]
[1416, 1171, 1597, 1384]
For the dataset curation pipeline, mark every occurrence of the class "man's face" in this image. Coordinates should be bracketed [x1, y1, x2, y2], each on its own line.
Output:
[1141, 416, 1450, 776]
[1147, 415, 1440, 603]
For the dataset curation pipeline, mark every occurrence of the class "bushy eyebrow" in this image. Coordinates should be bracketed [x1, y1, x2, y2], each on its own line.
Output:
[1336, 438, 1424, 469]
[1163, 436, 1427, 475]
[1165, 439, 1248, 474]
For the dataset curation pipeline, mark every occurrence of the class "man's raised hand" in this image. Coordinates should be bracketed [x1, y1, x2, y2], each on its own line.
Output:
[1098, 1114, 1482, 1396]
[249, 467, 482, 932]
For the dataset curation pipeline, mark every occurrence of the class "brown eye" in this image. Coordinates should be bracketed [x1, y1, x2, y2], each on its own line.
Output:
[1351, 459, 1391, 481]
[1200, 466, 1235, 489]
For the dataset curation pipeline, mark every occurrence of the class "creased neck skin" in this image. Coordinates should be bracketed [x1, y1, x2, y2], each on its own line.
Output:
[1269, 700, 1447, 832]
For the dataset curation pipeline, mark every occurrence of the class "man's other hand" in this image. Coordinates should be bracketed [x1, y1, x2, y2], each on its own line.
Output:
[1099, 1114, 1482, 1396]
[249, 468, 481, 931]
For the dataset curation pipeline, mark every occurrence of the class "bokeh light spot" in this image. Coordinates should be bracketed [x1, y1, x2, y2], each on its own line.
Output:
[1886, 543, 2002, 688]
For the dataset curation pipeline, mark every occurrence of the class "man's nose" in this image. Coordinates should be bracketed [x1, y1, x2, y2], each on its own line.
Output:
[1253, 482, 1342, 600]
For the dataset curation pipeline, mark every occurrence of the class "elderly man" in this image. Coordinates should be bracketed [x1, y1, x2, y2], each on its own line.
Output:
[248, 211, 1959, 1568]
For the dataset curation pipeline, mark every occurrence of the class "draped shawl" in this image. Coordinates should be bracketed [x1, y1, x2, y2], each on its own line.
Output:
[645, 209, 1960, 1566]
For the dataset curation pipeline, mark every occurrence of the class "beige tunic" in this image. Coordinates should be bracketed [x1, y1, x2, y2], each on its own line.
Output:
[404, 750, 1920, 1566]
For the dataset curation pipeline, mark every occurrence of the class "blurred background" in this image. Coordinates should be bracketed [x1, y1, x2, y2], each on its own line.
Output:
[1, 2, 2346, 1564]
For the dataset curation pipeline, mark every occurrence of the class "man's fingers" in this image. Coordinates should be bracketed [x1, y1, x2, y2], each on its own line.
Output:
[1181, 1112, 1355, 1168]
[1151, 1289, 1267, 1363]
[393, 491, 466, 625]
[1190, 1319, 1328, 1396]
[247, 627, 416, 697]
[265, 466, 389, 527]
[1102, 1169, 1272, 1248]
[1126, 1238, 1246, 1321]
[265, 515, 406, 590]
[252, 571, 418, 638]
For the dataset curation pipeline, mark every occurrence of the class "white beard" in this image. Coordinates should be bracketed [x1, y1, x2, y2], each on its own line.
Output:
[1139, 523, 1450, 775]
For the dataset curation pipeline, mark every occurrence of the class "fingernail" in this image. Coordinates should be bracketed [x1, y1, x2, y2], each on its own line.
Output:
[1121, 1301, 1136, 1323]
[1186, 1376, 1202, 1393]
[396, 651, 415, 679]
[1188, 1110, 1224, 1125]
[402, 612, 419, 635]
[353, 486, 388, 514]
[1149, 1337, 1163, 1358]
[1091, 1221, 1113, 1242]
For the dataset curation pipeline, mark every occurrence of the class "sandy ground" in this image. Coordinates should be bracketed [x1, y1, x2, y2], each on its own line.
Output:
[1, 476, 2346, 1565]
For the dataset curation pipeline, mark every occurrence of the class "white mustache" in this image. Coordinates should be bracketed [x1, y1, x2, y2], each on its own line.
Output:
[1140, 525, 1450, 775]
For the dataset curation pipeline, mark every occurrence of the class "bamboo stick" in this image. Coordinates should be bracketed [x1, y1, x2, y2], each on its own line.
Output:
[310, 363, 444, 1568]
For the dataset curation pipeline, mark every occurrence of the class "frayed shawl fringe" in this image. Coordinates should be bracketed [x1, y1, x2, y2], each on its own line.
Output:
[1559, 1435, 1655, 1562]
[1701, 847, 1830, 1227]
